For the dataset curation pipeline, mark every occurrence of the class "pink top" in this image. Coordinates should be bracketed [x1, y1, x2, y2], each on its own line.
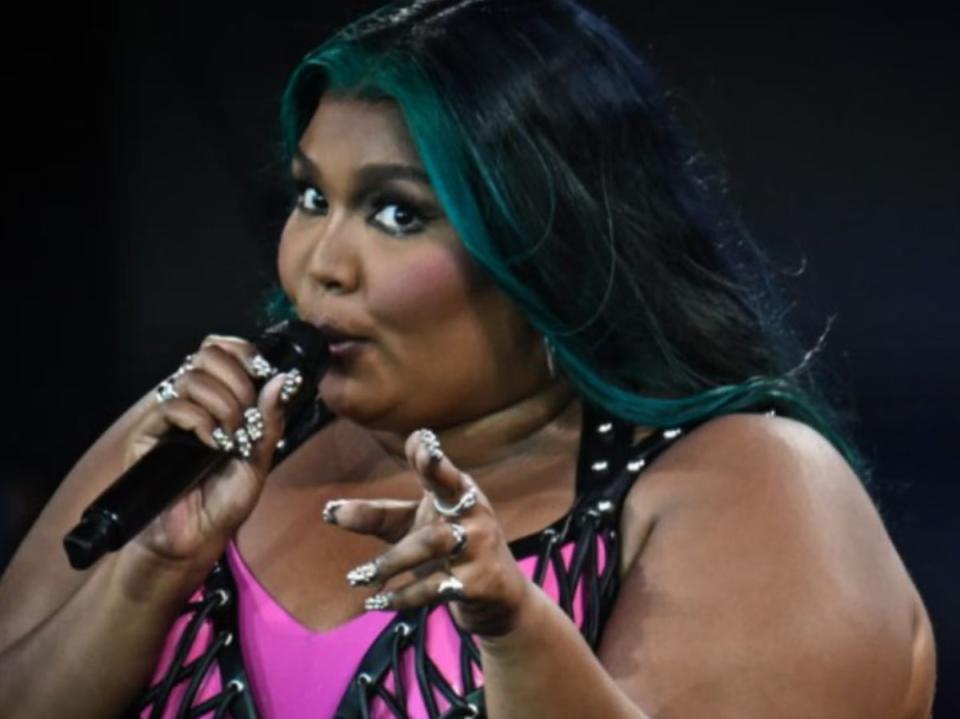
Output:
[143, 533, 602, 718]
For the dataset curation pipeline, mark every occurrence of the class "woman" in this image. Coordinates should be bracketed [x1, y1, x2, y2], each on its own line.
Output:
[0, 0, 936, 717]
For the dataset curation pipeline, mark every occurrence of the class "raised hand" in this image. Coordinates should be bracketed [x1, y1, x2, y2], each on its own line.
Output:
[324, 429, 535, 637]
[124, 335, 297, 565]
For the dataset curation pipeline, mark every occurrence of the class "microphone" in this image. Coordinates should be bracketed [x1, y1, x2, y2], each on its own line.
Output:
[62, 319, 330, 570]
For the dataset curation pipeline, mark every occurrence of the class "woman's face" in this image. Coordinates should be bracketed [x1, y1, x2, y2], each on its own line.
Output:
[278, 95, 550, 431]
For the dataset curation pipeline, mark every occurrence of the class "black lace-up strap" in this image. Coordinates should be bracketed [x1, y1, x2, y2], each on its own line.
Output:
[126, 556, 259, 719]
[203, 558, 260, 718]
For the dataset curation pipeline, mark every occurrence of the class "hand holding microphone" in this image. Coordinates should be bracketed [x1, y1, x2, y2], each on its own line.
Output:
[63, 319, 329, 570]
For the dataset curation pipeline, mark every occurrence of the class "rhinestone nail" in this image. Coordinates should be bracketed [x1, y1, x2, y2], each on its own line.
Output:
[212, 426, 234, 452]
[249, 355, 277, 379]
[346, 561, 378, 587]
[322, 499, 345, 525]
[280, 369, 303, 403]
[364, 593, 393, 611]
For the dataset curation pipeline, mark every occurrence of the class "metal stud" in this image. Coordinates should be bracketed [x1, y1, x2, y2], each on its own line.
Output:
[394, 622, 412, 638]
[627, 458, 645, 473]
[227, 679, 245, 694]
[596, 499, 614, 514]
[597, 422, 614, 435]
[663, 428, 682, 439]
[591, 460, 609, 473]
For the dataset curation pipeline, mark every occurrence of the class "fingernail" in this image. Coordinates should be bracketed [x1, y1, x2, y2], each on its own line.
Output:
[418, 428, 444, 463]
[280, 369, 303, 404]
[244, 407, 264, 441]
[346, 561, 378, 587]
[212, 426, 234, 452]
[249, 354, 278, 379]
[322, 499, 345, 525]
[234, 427, 253, 460]
[364, 592, 393, 611]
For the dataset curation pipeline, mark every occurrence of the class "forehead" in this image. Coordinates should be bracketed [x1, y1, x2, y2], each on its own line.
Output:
[297, 94, 423, 168]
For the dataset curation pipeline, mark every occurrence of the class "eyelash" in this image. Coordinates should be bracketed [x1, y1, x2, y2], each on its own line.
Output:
[290, 180, 431, 237]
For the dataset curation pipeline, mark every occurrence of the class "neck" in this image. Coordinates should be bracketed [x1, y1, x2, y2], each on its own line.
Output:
[367, 379, 580, 474]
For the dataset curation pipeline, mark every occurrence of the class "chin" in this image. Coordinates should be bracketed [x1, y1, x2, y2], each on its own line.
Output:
[318, 372, 403, 431]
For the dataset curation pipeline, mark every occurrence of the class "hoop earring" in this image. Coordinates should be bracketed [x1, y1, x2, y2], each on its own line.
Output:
[543, 337, 557, 379]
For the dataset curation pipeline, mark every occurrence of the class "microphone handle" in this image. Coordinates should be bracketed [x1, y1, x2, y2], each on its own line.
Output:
[63, 320, 328, 570]
[63, 429, 231, 569]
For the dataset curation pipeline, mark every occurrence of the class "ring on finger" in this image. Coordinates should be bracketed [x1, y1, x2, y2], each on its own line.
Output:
[448, 522, 468, 559]
[432, 486, 477, 519]
[155, 380, 179, 405]
[437, 574, 467, 602]
[155, 353, 194, 405]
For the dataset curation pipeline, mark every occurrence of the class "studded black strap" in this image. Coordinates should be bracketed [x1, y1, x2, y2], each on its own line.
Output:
[127, 564, 258, 719]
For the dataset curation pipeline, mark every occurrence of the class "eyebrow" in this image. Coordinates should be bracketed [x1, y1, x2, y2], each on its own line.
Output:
[292, 147, 433, 189]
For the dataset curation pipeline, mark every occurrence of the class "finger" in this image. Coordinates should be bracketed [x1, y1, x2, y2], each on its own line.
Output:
[200, 334, 282, 383]
[322, 498, 419, 543]
[363, 569, 469, 612]
[141, 397, 222, 451]
[404, 429, 468, 502]
[175, 368, 249, 433]
[244, 371, 291, 471]
[345, 520, 470, 587]
[190, 342, 259, 408]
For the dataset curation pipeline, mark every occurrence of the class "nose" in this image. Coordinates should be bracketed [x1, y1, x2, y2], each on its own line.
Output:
[303, 217, 360, 295]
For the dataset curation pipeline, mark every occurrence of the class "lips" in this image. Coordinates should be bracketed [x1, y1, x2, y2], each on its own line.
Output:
[309, 319, 369, 359]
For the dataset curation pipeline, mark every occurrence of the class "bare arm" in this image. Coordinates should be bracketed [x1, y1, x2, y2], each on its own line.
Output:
[475, 415, 934, 718]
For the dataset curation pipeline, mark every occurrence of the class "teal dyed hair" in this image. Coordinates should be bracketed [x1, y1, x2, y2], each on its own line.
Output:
[271, 0, 867, 477]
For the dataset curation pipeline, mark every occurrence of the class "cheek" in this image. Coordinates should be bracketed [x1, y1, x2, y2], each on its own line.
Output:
[276, 220, 302, 297]
[373, 249, 481, 327]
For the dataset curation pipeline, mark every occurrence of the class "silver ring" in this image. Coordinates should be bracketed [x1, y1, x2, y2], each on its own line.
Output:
[437, 575, 466, 602]
[155, 379, 179, 405]
[432, 487, 477, 518]
[448, 522, 468, 559]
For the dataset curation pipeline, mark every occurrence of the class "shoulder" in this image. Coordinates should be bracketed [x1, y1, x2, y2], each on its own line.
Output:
[603, 412, 934, 718]
[618, 412, 864, 569]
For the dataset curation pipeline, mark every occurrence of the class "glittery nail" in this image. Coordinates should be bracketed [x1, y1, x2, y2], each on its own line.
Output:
[249, 354, 277, 379]
[364, 593, 393, 611]
[322, 499, 345, 525]
[212, 426, 234, 452]
[346, 561, 378, 587]
[418, 428, 444, 463]
[280, 369, 303, 404]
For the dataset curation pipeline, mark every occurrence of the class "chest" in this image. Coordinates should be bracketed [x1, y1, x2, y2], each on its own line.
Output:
[235, 439, 579, 632]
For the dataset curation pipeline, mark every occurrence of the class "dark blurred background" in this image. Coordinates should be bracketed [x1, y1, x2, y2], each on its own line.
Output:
[1, 0, 956, 712]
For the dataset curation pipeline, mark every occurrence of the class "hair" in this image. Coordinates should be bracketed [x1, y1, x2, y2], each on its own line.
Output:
[268, 0, 867, 477]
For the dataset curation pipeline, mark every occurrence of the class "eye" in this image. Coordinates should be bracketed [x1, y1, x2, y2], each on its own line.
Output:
[371, 196, 428, 236]
[293, 182, 327, 215]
